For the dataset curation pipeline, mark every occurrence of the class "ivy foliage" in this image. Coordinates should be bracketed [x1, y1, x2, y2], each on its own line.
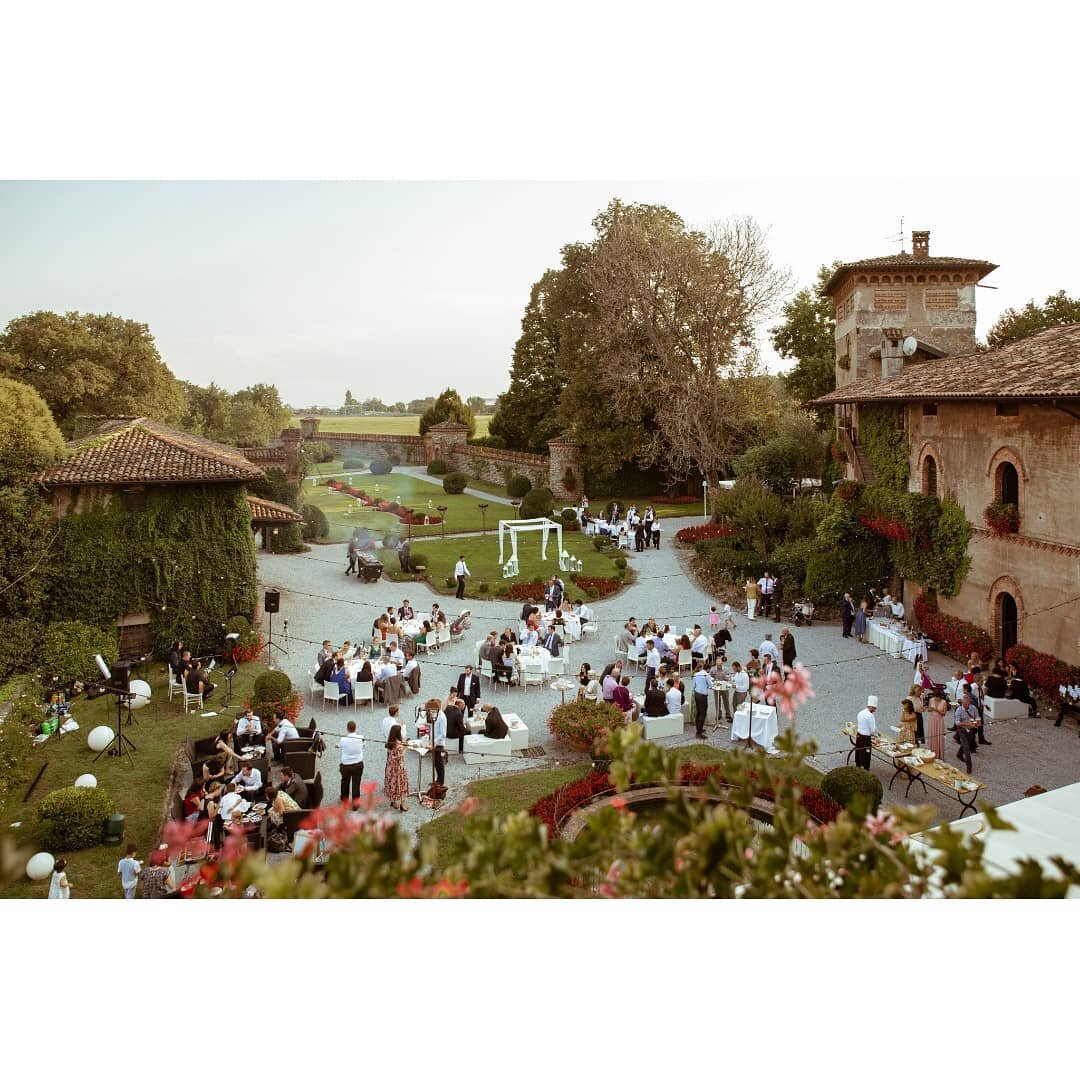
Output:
[858, 405, 910, 491]
[41, 485, 258, 656]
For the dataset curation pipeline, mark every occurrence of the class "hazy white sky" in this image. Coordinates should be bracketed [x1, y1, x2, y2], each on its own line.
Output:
[3, 177, 1078, 408]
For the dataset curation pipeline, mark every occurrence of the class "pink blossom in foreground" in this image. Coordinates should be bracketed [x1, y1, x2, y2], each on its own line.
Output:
[753, 662, 815, 720]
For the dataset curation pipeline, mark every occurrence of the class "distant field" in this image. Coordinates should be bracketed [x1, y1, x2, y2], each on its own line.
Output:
[290, 415, 492, 438]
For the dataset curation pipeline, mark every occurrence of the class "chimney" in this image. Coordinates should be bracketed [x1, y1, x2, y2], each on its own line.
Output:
[881, 329, 904, 382]
[912, 230, 930, 257]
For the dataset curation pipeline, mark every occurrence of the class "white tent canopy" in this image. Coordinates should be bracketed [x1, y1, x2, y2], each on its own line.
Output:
[498, 517, 563, 567]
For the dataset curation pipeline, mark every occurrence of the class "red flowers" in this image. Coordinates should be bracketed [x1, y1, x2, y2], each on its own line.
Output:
[1006, 644, 1080, 699]
[503, 580, 548, 601]
[676, 523, 739, 543]
[913, 595, 993, 661]
[858, 512, 912, 543]
[983, 501, 1021, 537]
[573, 576, 622, 597]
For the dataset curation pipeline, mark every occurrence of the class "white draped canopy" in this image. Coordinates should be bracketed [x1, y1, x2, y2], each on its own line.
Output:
[498, 517, 563, 566]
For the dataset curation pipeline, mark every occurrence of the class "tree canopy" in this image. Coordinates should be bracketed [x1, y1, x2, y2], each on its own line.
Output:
[985, 289, 1080, 350]
[180, 381, 292, 447]
[418, 387, 475, 437]
[0, 376, 65, 485]
[0, 311, 184, 437]
[770, 262, 839, 415]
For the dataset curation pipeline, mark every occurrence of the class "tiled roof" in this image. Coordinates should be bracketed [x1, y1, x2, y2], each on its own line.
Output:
[547, 432, 579, 446]
[824, 252, 998, 295]
[35, 418, 267, 485]
[810, 324, 1080, 405]
[246, 495, 303, 523]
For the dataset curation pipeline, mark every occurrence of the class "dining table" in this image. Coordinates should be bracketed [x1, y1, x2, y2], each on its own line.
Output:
[730, 702, 779, 752]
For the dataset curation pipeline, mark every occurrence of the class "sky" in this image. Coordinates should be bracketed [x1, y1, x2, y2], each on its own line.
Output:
[3, 177, 1079, 409]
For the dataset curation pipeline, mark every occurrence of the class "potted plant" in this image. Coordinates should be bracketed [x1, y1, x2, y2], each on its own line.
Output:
[983, 501, 1020, 537]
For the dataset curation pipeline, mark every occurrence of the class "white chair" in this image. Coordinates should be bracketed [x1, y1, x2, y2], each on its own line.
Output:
[677, 649, 693, 673]
[480, 659, 495, 688]
[626, 648, 646, 672]
[354, 681, 374, 710]
[167, 671, 185, 703]
[581, 620, 597, 636]
[307, 671, 321, 703]
[182, 686, 203, 714]
[437, 626, 452, 649]
[548, 657, 566, 677]
[322, 683, 346, 709]
[522, 668, 545, 692]
[415, 635, 431, 655]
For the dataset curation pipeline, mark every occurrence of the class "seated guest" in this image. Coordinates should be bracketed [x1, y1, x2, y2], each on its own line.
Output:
[167, 639, 185, 679]
[520, 625, 539, 648]
[983, 662, 1008, 699]
[643, 677, 667, 717]
[389, 643, 406, 667]
[602, 663, 623, 702]
[182, 782, 205, 823]
[580, 672, 602, 703]
[575, 600, 592, 626]
[457, 665, 480, 715]
[691, 626, 710, 657]
[611, 675, 634, 717]
[331, 659, 354, 705]
[268, 715, 300, 760]
[375, 655, 397, 684]
[355, 659, 374, 684]
[402, 650, 420, 679]
[235, 707, 262, 748]
[218, 782, 249, 826]
[398, 600, 415, 622]
[314, 653, 337, 685]
[497, 643, 519, 685]
[479, 704, 509, 740]
[444, 689, 469, 753]
[380, 704, 403, 741]
[186, 661, 215, 701]
[414, 620, 434, 647]
[665, 678, 683, 716]
[500, 626, 519, 646]
[431, 603, 446, 625]
[279, 765, 309, 809]
[233, 761, 263, 793]
[479, 631, 502, 666]
[1006, 662, 1038, 718]
[316, 640, 333, 668]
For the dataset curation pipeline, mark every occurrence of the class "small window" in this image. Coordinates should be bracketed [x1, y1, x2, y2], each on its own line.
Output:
[922, 402, 937, 417]
[995, 402, 1019, 417]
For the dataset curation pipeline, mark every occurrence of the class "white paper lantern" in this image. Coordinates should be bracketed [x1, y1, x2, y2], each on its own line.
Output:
[128, 679, 152, 710]
[87, 725, 115, 752]
[74, 774, 98, 789]
[26, 852, 55, 880]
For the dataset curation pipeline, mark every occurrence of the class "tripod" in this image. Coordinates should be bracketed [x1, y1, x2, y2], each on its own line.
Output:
[221, 662, 239, 710]
[259, 611, 289, 668]
[94, 692, 137, 767]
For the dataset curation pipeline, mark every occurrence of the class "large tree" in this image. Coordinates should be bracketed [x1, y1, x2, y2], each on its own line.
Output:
[985, 289, 1080, 350]
[180, 381, 291, 447]
[0, 311, 184, 436]
[418, 387, 475, 437]
[770, 261, 840, 415]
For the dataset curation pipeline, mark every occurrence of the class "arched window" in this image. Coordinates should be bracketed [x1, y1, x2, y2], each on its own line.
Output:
[998, 592, 1018, 656]
[997, 461, 1019, 507]
[922, 456, 938, 497]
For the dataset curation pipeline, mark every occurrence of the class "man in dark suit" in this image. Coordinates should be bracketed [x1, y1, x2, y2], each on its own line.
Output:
[444, 689, 470, 753]
[541, 629, 562, 658]
[643, 678, 667, 717]
[280, 765, 309, 808]
[841, 593, 855, 638]
[780, 627, 797, 671]
[456, 664, 480, 716]
[481, 705, 509, 740]
[314, 654, 336, 685]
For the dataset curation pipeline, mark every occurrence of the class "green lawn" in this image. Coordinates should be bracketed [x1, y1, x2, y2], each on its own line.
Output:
[0, 660, 275, 900]
[291, 415, 493, 437]
[304, 471, 514, 541]
[384, 530, 627, 601]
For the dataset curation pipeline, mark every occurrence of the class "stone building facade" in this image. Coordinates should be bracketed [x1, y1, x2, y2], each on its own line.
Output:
[813, 234, 1080, 666]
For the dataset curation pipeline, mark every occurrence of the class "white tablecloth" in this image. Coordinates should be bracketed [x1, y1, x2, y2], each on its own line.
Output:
[400, 613, 433, 639]
[540, 613, 581, 641]
[516, 645, 551, 675]
[730, 703, 778, 751]
[902, 638, 928, 665]
[868, 620, 926, 664]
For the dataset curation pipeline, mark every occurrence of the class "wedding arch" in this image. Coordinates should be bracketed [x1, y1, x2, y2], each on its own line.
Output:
[498, 517, 563, 567]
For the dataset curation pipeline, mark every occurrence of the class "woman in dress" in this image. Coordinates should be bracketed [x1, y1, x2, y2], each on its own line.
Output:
[854, 599, 869, 643]
[906, 684, 926, 745]
[48, 858, 71, 899]
[140, 848, 177, 898]
[898, 698, 918, 745]
[384, 724, 409, 812]
[926, 692, 948, 760]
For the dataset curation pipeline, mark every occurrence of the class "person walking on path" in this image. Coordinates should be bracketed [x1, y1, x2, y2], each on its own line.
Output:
[117, 844, 142, 899]
[454, 553, 470, 599]
[384, 723, 409, 811]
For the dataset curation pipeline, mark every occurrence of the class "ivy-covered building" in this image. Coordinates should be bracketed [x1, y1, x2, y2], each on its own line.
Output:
[813, 236, 1080, 667]
[34, 417, 266, 658]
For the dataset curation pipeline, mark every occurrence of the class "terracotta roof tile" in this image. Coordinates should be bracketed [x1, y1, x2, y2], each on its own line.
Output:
[35, 418, 266, 485]
[246, 495, 303, 523]
[824, 253, 997, 295]
[811, 324, 1080, 405]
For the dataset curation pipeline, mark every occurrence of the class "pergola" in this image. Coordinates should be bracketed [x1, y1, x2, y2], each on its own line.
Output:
[498, 516, 563, 569]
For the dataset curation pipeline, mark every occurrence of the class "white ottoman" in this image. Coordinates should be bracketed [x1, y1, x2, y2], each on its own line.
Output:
[463, 733, 513, 765]
[643, 713, 682, 740]
[502, 713, 529, 751]
[984, 696, 1028, 721]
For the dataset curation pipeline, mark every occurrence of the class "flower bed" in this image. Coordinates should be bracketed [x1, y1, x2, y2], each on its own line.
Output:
[573, 575, 622, 597]
[1005, 644, 1080, 700]
[676, 523, 739, 543]
[548, 700, 627, 752]
[229, 636, 264, 664]
[834, 479, 861, 502]
[502, 580, 548, 602]
[528, 761, 841, 833]
[323, 480, 441, 524]
[913, 594, 993, 660]
[983, 501, 1020, 536]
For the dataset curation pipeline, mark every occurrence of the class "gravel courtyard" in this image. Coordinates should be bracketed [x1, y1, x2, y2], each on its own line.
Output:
[256, 516, 1080, 831]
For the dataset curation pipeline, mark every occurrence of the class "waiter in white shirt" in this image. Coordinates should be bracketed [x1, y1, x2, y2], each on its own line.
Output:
[645, 640, 662, 682]
[730, 663, 750, 710]
[855, 695, 878, 770]
[890, 598, 905, 621]
[339, 719, 365, 803]
[454, 554, 470, 600]
[758, 573, 775, 618]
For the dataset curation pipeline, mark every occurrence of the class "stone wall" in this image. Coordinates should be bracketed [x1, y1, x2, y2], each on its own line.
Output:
[446, 444, 550, 490]
[906, 401, 1080, 664]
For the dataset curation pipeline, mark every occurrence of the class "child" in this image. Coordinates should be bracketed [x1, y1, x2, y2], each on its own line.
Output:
[708, 606, 720, 632]
[117, 844, 142, 899]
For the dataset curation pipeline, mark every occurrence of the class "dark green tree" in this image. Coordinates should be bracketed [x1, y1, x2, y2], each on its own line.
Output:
[770, 262, 840, 416]
[985, 290, 1080, 350]
[418, 388, 475, 437]
[466, 396, 487, 414]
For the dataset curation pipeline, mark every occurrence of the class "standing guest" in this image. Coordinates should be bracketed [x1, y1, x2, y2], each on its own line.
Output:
[759, 633, 780, 663]
[841, 593, 856, 638]
[380, 705, 403, 741]
[898, 698, 918, 745]
[651, 518, 661, 549]
[428, 699, 448, 787]
[780, 627, 797, 671]
[454, 553, 470, 600]
[384, 724, 409, 811]
[744, 578, 760, 620]
[339, 719, 365, 803]
[854, 599, 869, 643]
[692, 661, 712, 739]
[542, 627, 563, 658]
[444, 689, 470, 753]
[954, 692, 980, 773]
[48, 858, 71, 899]
[397, 537, 410, 573]
[772, 576, 784, 623]
[757, 572, 775, 618]
[117, 844, 142, 899]
[746, 649, 762, 678]
[611, 675, 634, 716]
[140, 848, 176, 899]
[645, 639, 662, 684]
[691, 626, 710, 659]
[708, 606, 721, 634]
[730, 662, 750, 711]
[905, 684, 926, 745]
[926, 692, 948, 761]
[346, 541, 359, 576]
[854, 696, 879, 770]
[713, 616, 734, 656]
[456, 664, 480, 715]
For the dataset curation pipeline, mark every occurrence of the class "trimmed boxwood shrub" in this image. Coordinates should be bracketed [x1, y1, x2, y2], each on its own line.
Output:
[520, 486, 554, 519]
[369, 458, 392, 475]
[560, 507, 578, 522]
[614, 556, 627, 570]
[253, 670, 292, 705]
[301, 504, 330, 541]
[548, 700, 627, 752]
[342, 457, 366, 469]
[442, 472, 468, 495]
[507, 474, 533, 498]
[427, 459, 449, 476]
[36, 786, 117, 850]
[41, 621, 119, 686]
[821, 766, 883, 814]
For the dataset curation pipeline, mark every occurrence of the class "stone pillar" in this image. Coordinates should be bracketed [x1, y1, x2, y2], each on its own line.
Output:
[280, 428, 302, 481]
[427, 422, 470, 468]
[300, 416, 321, 439]
[547, 436, 583, 500]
